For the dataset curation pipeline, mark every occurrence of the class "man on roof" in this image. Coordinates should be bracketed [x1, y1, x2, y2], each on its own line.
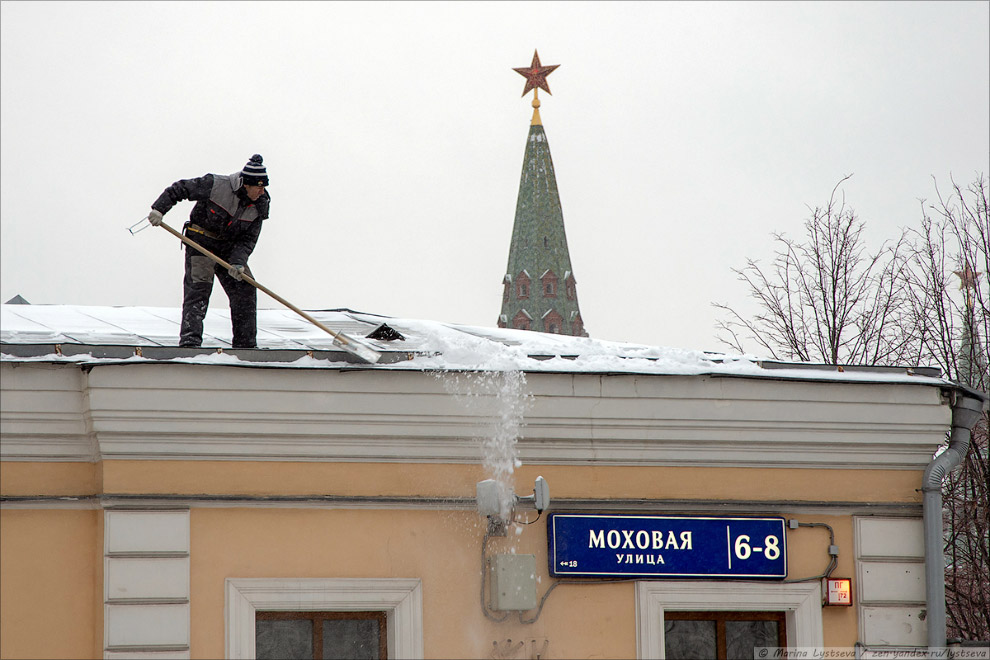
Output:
[148, 154, 270, 349]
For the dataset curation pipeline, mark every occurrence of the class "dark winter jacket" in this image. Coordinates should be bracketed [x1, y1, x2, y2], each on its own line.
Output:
[152, 172, 270, 266]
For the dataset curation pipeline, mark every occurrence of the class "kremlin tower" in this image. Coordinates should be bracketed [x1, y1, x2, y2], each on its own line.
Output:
[498, 51, 588, 337]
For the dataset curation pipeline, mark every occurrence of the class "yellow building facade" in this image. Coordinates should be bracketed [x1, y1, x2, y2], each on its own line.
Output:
[1, 305, 982, 659]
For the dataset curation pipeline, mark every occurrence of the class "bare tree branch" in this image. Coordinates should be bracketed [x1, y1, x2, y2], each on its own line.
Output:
[713, 172, 990, 640]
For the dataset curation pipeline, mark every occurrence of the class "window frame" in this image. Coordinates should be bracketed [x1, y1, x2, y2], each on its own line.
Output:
[635, 580, 823, 659]
[226, 578, 423, 660]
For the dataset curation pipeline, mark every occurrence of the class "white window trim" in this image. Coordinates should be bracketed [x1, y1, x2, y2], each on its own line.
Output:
[225, 578, 423, 660]
[636, 580, 823, 659]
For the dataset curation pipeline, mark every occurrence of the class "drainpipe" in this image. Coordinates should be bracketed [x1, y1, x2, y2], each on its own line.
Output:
[922, 385, 986, 651]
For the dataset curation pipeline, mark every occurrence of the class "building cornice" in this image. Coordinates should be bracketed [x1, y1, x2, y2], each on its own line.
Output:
[1, 362, 950, 469]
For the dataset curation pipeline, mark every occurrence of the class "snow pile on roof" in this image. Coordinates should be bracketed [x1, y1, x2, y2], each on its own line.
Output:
[0, 304, 950, 385]
[379, 315, 732, 374]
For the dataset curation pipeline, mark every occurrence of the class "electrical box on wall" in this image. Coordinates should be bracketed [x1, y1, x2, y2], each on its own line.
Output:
[490, 554, 537, 611]
[823, 577, 853, 606]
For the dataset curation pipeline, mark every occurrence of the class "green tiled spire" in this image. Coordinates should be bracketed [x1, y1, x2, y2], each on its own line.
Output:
[498, 110, 587, 336]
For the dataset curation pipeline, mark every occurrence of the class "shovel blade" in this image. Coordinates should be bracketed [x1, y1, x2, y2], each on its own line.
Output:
[333, 334, 383, 364]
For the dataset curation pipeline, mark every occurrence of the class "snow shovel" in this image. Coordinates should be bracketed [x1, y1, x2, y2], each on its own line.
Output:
[150, 219, 383, 364]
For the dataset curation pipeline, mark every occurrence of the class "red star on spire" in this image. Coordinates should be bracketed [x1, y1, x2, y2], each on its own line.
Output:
[513, 50, 560, 97]
[955, 265, 982, 290]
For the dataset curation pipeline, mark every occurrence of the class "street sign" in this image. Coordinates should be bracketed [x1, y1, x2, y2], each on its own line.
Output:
[548, 513, 787, 579]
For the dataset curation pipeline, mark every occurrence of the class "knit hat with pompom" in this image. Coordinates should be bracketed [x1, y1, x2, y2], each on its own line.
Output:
[240, 154, 268, 186]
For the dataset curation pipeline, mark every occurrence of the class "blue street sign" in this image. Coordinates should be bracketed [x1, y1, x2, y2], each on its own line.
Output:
[548, 514, 787, 579]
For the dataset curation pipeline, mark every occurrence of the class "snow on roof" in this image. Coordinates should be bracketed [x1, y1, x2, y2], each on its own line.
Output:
[0, 303, 950, 386]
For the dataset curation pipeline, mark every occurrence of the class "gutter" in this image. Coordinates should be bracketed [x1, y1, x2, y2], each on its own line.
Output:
[922, 384, 987, 651]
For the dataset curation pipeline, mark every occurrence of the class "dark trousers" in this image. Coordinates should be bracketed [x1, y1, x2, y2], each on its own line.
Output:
[179, 247, 257, 348]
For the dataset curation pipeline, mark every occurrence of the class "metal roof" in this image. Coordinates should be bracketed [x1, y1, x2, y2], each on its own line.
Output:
[0, 303, 947, 383]
[0, 305, 419, 365]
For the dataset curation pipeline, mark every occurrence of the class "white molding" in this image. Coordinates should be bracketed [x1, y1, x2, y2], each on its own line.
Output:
[225, 577, 423, 660]
[105, 510, 190, 554]
[79, 433, 943, 469]
[635, 580, 823, 659]
[0, 441, 95, 461]
[104, 510, 191, 658]
[854, 517, 925, 560]
[105, 603, 190, 650]
[0, 435, 947, 469]
[106, 557, 190, 601]
[105, 652, 189, 660]
[1, 362, 951, 469]
[854, 516, 928, 648]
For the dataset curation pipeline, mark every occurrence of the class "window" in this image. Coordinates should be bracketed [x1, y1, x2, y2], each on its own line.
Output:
[516, 272, 532, 299]
[541, 270, 558, 298]
[635, 580, 823, 659]
[225, 578, 423, 659]
[663, 611, 784, 659]
[571, 315, 584, 336]
[256, 611, 386, 660]
[565, 276, 576, 300]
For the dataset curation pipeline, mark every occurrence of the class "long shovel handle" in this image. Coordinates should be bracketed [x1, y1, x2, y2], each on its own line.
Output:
[156, 221, 373, 357]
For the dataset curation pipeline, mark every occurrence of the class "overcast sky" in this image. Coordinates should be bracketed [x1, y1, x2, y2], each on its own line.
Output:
[2, 1, 987, 353]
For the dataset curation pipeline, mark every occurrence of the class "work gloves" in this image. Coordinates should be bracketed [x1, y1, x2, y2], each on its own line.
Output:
[228, 264, 246, 281]
[148, 210, 163, 226]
